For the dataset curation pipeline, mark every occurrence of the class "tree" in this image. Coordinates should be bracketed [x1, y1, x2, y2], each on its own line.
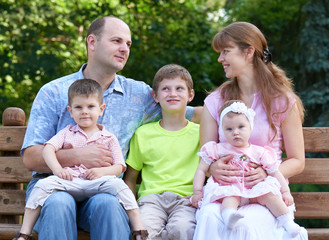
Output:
[221, 0, 329, 126]
[0, 0, 222, 121]
[298, 0, 329, 126]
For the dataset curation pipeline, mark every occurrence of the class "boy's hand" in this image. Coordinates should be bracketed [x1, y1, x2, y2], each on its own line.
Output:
[190, 192, 203, 209]
[54, 168, 73, 181]
[84, 168, 106, 180]
[282, 191, 294, 206]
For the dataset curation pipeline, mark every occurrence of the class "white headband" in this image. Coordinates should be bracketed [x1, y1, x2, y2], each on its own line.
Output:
[220, 101, 256, 130]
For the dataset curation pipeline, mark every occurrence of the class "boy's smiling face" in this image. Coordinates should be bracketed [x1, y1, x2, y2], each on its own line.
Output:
[152, 77, 194, 114]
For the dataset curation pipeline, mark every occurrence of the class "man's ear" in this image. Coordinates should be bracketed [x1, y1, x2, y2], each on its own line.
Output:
[151, 90, 159, 103]
[86, 34, 97, 52]
[188, 89, 195, 103]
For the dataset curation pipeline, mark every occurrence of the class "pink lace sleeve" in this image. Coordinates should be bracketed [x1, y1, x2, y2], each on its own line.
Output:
[260, 146, 280, 174]
[197, 141, 219, 165]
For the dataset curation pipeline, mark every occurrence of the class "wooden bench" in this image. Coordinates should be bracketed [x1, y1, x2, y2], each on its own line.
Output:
[1, 107, 329, 240]
[0, 108, 90, 240]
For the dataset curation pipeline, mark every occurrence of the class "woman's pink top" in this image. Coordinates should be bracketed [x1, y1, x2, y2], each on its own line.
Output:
[204, 90, 296, 161]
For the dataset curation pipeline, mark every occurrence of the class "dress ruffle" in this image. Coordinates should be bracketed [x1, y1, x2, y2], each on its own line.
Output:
[201, 176, 282, 207]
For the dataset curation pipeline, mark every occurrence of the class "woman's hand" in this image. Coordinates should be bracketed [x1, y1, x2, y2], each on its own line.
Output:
[209, 154, 240, 185]
[244, 162, 267, 188]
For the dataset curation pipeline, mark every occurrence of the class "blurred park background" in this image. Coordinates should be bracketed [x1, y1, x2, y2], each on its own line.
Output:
[1, 0, 328, 127]
[1, 0, 329, 229]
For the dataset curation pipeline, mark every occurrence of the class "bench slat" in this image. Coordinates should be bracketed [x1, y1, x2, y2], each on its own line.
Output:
[0, 223, 90, 240]
[0, 189, 25, 215]
[307, 228, 329, 240]
[0, 127, 26, 152]
[290, 158, 329, 184]
[0, 157, 32, 183]
[1, 191, 328, 218]
[293, 192, 329, 219]
[304, 127, 329, 153]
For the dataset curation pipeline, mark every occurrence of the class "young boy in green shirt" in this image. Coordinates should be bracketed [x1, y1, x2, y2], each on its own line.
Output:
[124, 64, 200, 240]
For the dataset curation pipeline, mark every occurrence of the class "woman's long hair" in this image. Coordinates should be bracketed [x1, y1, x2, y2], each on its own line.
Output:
[212, 22, 304, 140]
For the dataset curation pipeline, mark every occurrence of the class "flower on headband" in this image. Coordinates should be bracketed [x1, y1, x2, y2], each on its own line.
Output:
[230, 102, 248, 113]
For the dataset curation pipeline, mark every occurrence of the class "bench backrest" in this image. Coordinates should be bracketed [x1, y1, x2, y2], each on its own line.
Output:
[0, 126, 329, 220]
[0, 126, 30, 218]
[290, 127, 329, 219]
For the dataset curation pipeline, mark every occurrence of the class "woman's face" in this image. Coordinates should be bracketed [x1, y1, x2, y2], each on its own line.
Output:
[217, 41, 251, 79]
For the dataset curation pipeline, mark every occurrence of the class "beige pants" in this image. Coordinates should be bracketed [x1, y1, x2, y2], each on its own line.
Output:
[138, 191, 196, 240]
[26, 175, 138, 210]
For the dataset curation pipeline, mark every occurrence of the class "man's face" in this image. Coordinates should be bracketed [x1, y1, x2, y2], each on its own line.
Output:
[92, 18, 132, 73]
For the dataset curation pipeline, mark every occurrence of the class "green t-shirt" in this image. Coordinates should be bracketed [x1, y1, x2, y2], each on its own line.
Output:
[126, 120, 200, 200]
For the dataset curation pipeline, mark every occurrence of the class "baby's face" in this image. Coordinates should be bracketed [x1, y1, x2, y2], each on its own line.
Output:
[222, 113, 251, 148]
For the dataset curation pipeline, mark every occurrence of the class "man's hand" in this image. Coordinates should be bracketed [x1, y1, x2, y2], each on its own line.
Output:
[67, 144, 113, 169]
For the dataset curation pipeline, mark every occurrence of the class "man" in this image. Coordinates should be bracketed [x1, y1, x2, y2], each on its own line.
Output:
[22, 16, 201, 239]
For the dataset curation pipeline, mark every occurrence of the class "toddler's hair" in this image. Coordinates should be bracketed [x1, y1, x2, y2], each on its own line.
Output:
[68, 79, 103, 106]
[152, 64, 193, 92]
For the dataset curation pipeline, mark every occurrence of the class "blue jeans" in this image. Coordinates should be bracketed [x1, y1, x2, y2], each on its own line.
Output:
[26, 177, 130, 240]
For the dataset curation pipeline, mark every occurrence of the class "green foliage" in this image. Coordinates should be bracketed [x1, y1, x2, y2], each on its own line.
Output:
[0, 0, 224, 121]
[222, 0, 329, 127]
[118, 0, 222, 105]
[298, 0, 329, 126]
[0, 0, 328, 125]
[0, 0, 87, 119]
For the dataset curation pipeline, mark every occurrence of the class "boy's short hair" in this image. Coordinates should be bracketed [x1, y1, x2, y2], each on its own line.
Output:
[152, 64, 193, 93]
[68, 79, 103, 106]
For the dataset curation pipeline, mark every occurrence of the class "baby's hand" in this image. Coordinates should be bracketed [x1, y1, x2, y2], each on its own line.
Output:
[84, 168, 105, 180]
[282, 191, 294, 206]
[191, 192, 203, 209]
[54, 168, 73, 181]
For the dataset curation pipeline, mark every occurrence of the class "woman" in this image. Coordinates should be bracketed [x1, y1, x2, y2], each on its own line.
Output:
[193, 22, 308, 240]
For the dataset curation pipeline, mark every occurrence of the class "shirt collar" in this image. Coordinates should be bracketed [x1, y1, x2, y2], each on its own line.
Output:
[109, 75, 124, 94]
[79, 63, 124, 95]
[78, 64, 87, 79]
[69, 124, 112, 137]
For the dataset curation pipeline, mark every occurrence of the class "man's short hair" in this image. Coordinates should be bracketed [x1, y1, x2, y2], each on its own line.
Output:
[85, 17, 106, 50]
